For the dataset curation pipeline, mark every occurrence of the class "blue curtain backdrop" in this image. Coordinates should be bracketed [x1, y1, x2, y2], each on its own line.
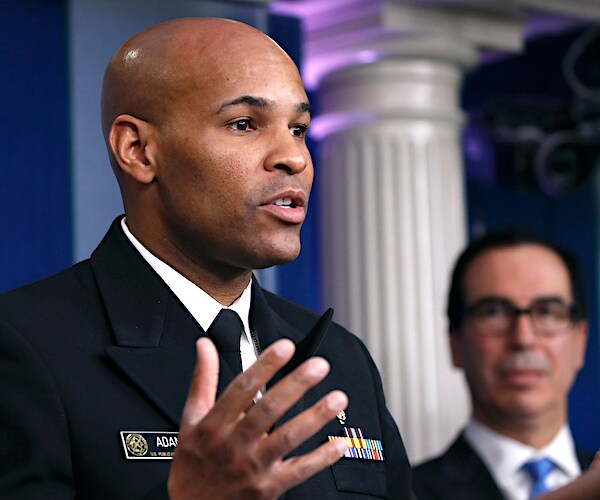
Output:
[0, 0, 71, 293]
[462, 26, 600, 449]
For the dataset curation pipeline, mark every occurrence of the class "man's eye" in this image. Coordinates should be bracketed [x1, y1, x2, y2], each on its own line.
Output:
[290, 124, 308, 137]
[478, 302, 507, 317]
[535, 301, 567, 319]
[230, 119, 252, 132]
[536, 303, 554, 316]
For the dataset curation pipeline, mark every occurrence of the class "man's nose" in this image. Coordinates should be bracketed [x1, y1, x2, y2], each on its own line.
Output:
[264, 129, 309, 174]
[510, 312, 538, 346]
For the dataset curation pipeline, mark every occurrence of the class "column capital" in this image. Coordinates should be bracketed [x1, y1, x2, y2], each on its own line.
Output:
[515, 0, 600, 19]
[232, 0, 274, 4]
[271, 0, 600, 88]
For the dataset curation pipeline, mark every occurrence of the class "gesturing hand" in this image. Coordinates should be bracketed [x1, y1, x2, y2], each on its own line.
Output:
[167, 337, 348, 499]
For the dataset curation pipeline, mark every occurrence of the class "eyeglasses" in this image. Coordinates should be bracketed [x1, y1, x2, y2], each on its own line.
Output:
[462, 297, 576, 336]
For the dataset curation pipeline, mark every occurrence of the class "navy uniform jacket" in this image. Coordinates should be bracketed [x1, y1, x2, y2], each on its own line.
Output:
[412, 432, 594, 500]
[0, 218, 412, 499]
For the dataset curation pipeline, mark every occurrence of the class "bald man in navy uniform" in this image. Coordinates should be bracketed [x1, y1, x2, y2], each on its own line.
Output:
[0, 18, 412, 499]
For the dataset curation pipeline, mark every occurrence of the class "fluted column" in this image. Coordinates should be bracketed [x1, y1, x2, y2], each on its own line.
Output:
[315, 53, 472, 462]
[269, 0, 528, 462]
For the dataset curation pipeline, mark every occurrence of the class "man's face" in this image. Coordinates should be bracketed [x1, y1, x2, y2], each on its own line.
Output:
[450, 244, 587, 426]
[148, 38, 313, 275]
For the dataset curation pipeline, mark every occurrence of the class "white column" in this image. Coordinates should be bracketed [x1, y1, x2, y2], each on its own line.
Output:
[315, 51, 472, 462]
[271, 0, 527, 462]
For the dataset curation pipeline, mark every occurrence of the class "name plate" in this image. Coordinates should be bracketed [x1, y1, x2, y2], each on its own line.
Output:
[120, 431, 179, 460]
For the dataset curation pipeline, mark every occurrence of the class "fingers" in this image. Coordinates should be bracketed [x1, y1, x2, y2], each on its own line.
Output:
[272, 437, 348, 493]
[179, 338, 220, 431]
[172, 336, 350, 499]
[200, 338, 296, 428]
[258, 389, 348, 465]
[240, 356, 333, 439]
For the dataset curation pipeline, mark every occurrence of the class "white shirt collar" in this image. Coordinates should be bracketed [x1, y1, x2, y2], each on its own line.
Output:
[120, 218, 256, 365]
[464, 418, 581, 500]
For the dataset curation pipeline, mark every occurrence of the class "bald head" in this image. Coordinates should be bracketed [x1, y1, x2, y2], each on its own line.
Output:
[99, 16, 312, 285]
[101, 18, 296, 150]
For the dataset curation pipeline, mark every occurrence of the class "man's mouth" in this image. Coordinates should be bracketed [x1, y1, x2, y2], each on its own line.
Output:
[261, 192, 307, 224]
[274, 197, 295, 208]
[500, 368, 546, 388]
[273, 197, 294, 208]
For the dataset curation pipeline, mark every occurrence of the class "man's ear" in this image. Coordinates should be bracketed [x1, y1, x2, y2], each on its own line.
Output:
[574, 320, 589, 371]
[449, 328, 463, 368]
[108, 114, 157, 184]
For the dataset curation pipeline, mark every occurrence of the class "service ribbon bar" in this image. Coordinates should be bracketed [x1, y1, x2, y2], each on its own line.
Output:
[328, 427, 385, 461]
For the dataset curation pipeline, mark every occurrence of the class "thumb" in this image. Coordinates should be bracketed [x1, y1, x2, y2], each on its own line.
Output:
[179, 337, 220, 432]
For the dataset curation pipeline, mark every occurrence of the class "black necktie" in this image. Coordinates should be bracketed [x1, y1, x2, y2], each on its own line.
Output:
[207, 309, 243, 376]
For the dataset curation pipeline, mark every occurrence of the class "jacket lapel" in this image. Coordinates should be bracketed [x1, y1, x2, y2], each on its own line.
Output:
[576, 445, 595, 471]
[92, 219, 236, 426]
[251, 283, 333, 385]
[251, 287, 335, 500]
[250, 282, 304, 427]
[443, 434, 506, 500]
[91, 220, 330, 430]
[251, 283, 334, 432]
[250, 281, 302, 353]
[270, 308, 333, 385]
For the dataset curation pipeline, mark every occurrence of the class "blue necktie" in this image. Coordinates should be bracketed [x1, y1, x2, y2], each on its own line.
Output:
[207, 309, 243, 375]
[522, 457, 555, 498]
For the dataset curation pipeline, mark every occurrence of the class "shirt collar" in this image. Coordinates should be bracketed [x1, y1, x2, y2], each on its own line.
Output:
[120, 217, 252, 334]
[464, 417, 581, 495]
[540, 425, 581, 477]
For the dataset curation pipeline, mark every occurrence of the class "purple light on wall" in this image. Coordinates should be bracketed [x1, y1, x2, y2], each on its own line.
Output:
[301, 46, 381, 88]
[310, 110, 375, 139]
[270, 0, 385, 88]
[356, 49, 379, 63]
[270, 0, 361, 20]
[523, 13, 583, 41]
[462, 122, 495, 184]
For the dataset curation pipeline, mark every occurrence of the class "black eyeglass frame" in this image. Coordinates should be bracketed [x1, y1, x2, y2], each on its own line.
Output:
[460, 297, 578, 336]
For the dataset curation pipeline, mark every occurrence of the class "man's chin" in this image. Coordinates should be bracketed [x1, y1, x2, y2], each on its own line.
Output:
[253, 243, 300, 269]
[497, 397, 551, 420]
[253, 252, 300, 270]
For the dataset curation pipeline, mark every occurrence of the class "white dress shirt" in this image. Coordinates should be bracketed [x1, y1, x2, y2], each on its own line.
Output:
[464, 418, 582, 500]
[120, 218, 259, 372]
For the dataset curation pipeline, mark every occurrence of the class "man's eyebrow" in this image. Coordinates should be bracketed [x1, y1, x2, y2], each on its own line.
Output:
[217, 96, 312, 115]
[297, 102, 312, 115]
[218, 96, 273, 113]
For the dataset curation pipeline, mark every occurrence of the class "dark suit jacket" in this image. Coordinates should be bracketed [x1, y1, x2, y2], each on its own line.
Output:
[0, 218, 411, 499]
[411, 432, 595, 500]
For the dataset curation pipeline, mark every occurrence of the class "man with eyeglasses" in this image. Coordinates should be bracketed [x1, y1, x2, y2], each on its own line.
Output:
[412, 228, 595, 500]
